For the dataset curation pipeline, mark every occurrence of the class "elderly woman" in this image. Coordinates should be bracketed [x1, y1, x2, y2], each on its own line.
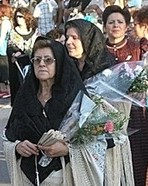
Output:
[3, 37, 85, 186]
[65, 18, 134, 185]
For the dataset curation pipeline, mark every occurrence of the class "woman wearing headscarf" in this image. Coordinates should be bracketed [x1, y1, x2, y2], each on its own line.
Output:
[65, 18, 134, 185]
[3, 36, 85, 186]
[102, 5, 148, 186]
[65, 18, 115, 80]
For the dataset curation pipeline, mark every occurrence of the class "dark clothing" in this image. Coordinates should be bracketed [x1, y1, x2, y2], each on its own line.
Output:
[7, 28, 36, 106]
[5, 38, 85, 185]
[140, 37, 148, 59]
[128, 107, 148, 186]
[7, 46, 30, 106]
[0, 55, 9, 83]
[129, 37, 148, 186]
[67, 0, 91, 11]
[106, 36, 148, 186]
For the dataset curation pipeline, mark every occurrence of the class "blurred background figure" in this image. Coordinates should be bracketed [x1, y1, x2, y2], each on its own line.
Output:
[55, 0, 64, 29]
[7, 7, 38, 106]
[0, 0, 9, 5]
[46, 28, 65, 44]
[28, 0, 38, 13]
[126, 0, 142, 9]
[133, 5, 148, 58]
[142, 0, 148, 6]
[33, 0, 58, 35]
[0, 4, 13, 98]
[64, 0, 91, 22]
[10, 0, 30, 8]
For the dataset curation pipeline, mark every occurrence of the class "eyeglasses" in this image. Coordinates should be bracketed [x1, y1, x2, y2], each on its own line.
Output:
[16, 15, 24, 18]
[31, 56, 55, 65]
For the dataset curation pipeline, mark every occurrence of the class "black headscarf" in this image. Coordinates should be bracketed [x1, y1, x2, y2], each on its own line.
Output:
[5, 37, 86, 185]
[65, 19, 116, 80]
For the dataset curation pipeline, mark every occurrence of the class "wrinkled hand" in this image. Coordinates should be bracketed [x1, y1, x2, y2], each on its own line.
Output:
[16, 140, 39, 157]
[38, 141, 69, 158]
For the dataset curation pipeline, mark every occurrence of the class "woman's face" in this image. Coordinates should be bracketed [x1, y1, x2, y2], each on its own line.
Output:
[16, 12, 26, 26]
[66, 27, 84, 59]
[104, 12, 128, 41]
[134, 21, 147, 39]
[33, 47, 56, 81]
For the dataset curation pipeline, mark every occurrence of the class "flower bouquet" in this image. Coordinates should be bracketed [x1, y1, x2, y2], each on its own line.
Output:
[58, 60, 148, 186]
[85, 60, 147, 107]
[60, 92, 127, 145]
[59, 91, 128, 186]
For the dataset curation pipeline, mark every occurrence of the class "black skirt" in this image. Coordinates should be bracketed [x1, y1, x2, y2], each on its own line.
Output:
[128, 106, 148, 186]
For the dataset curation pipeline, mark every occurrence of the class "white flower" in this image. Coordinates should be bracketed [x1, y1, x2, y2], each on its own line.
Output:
[102, 69, 112, 77]
[134, 65, 143, 76]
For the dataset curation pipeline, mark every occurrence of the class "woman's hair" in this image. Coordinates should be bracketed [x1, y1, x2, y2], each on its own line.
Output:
[0, 4, 13, 19]
[102, 5, 131, 26]
[32, 39, 54, 57]
[133, 6, 148, 26]
[104, 0, 116, 5]
[13, 7, 37, 30]
[46, 28, 64, 40]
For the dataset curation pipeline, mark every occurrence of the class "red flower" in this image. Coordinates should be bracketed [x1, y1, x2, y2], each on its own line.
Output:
[104, 120, 114, 133]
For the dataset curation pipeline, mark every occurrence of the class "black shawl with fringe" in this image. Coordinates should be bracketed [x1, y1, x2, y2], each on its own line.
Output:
[5, 38, 86, 185]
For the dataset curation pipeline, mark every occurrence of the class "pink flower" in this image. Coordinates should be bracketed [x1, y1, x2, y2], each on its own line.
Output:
[104, 120, 114, 133]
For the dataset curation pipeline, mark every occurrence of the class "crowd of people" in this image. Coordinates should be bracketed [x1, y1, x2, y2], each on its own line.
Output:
[0, 0, 148, 186]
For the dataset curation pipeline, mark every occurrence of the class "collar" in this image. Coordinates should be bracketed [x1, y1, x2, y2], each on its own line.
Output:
[106, 37, 127, 49]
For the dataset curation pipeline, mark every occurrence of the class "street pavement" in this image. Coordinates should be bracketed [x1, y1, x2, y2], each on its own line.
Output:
[0, 97, 11, 186]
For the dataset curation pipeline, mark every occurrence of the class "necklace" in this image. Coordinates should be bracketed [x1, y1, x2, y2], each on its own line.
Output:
[37, 92, 51, 106]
